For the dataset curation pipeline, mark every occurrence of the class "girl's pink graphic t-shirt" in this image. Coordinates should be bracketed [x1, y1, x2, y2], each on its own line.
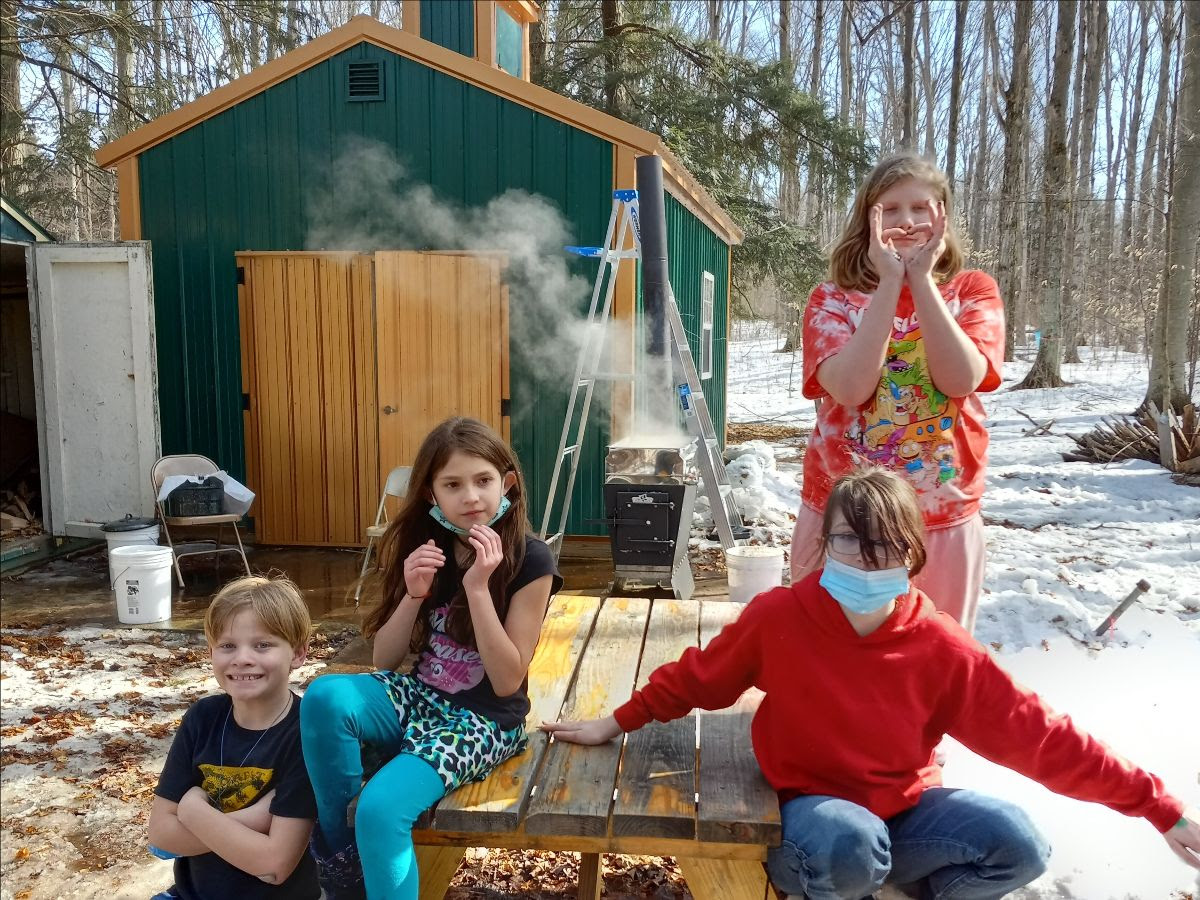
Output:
[801, 269, 1005, 529]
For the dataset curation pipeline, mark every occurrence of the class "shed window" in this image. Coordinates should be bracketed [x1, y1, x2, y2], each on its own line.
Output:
[346, 61, 384, 101]
[496, 6, 524, 78]
[700, 271, 714, 380]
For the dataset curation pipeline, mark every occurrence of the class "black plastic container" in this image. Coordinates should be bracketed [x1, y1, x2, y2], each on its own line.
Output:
[165, 477, 223, 517]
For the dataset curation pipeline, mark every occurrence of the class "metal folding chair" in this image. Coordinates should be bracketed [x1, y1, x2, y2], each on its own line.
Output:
[151, 454, 252, 587]
[354, 466, 412, 607]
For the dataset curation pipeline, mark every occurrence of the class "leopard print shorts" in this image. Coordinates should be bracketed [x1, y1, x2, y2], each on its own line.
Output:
[367, 671, 527, 792]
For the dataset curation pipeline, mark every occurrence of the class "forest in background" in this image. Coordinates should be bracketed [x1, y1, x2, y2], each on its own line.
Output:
[1, 0, 1196, 409]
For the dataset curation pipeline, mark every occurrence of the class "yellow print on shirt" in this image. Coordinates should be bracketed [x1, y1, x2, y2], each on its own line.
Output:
[199, 763, 272, 812]
[847, 320, 960, 488]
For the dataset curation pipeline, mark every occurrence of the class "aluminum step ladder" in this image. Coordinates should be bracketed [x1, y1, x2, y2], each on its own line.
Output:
[538, 190, 748, 557]
[668, 287, 750, 549]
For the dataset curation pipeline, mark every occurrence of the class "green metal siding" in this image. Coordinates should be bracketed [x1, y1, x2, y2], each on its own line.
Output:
[664, 194, 730, 443]
[420, 0, 474, 57]
[138, 41, 616, 536]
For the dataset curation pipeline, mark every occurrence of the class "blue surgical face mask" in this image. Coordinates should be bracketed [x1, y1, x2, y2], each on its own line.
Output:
[819, 554, 909, 614]
[429, 495, 512, 536]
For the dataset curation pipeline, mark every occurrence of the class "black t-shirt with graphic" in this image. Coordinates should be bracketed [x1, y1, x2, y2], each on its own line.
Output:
[415, 535, 563, 730]
[154, 692, 319, 900]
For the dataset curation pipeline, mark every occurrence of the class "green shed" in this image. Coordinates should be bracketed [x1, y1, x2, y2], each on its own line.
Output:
[96, 5, 741, 547]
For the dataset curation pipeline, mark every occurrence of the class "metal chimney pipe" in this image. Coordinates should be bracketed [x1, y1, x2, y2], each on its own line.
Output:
[636, 154, 670, 360]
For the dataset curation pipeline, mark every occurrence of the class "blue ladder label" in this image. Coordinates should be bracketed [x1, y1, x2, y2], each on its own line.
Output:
[677, 383, 693, 413]
[565, 245, 604, 258]
[614, 189, 638, 201]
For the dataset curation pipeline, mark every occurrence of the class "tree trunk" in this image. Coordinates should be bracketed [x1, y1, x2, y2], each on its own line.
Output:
[998, 0, 1033, 362]
[1060, 0, 1089, 364]
[778, 0, 797, 220]
[1145, 0, 1198, 413]
[1121, 2, 1151, 256]
[1018, 0, 1077, 390]
[601, 0, 623, 118]
[967, 1, 993, 246]
[805, 0, 825, 225]
[1070, 0, 1104, 355]
[945, 0, 968, 189]
[920, 0, 935, 159]
[707, 0, 721, 43]
[900, 0, 916, 149]
[1137, 2, 1175, 249]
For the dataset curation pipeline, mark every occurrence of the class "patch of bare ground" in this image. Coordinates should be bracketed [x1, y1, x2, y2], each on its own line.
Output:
[726, 422, 809, 465]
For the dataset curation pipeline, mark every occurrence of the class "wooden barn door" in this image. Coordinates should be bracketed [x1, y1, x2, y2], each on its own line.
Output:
[238, 253, 378, 546]
[374, 252, 509, 479]
[238, 251, 508, 547]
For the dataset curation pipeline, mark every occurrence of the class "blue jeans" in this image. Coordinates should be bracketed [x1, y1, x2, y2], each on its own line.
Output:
[300, 674, 447, 900]
[767, 788, 1050, 899]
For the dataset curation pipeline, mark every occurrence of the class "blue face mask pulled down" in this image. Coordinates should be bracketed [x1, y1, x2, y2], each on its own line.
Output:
[429, 496, 512, 536]
[819, 554, 909, 614]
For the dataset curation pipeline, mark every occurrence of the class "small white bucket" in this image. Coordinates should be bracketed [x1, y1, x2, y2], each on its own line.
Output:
[725, 545, 785, 604]
[104, 523, 160, 554]
[109, 545, 174, 625]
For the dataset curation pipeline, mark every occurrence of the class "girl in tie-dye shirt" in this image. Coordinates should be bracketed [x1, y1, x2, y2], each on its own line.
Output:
[792, 154, 1004, 632]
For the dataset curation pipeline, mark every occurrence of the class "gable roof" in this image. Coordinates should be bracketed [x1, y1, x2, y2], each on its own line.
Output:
[1, 196, 55, 242]
[95, 15, 741, 244]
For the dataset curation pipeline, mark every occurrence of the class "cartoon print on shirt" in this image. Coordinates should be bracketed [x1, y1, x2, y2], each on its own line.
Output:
[846, 316, 960, 490]
[416, 604, 485, 694]
[199, 763, 272, 812]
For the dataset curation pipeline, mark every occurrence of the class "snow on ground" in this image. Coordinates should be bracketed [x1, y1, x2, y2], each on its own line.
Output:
[723, 323, 1200, 899]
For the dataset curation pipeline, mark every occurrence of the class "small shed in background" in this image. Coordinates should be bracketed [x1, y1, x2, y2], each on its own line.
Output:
[95, 2, 741, 546]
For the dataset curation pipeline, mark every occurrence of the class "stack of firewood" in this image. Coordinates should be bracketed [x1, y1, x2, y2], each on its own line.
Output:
[1064, 403, 1200, 484]
[1, 476, 41, 536]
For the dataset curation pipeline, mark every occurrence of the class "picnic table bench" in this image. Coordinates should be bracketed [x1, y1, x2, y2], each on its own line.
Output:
[409, 591, 780, 899]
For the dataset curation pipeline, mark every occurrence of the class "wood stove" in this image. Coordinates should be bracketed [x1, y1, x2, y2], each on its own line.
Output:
[604, 443, 697, 600]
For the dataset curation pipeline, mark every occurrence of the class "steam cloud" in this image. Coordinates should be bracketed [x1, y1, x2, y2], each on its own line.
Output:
[305, 138, 686, 444]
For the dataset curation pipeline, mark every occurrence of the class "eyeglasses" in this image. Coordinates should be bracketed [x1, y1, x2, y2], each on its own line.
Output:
[827, 532, 907, 558]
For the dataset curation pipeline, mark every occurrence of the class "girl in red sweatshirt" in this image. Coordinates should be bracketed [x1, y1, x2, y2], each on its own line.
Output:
[542, 469, 1199, 900]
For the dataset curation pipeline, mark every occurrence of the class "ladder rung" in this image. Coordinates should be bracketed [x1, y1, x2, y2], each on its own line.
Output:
[562, 445, 580, 457]
[593, 372, 636, 381]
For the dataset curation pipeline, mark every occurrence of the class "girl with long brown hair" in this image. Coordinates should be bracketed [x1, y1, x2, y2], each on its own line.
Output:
[793, 153, 1006, 633]
[299, 417, 561, 900]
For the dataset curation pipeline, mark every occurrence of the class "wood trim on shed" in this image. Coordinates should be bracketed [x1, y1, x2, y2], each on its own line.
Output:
[116, 157, 142, 240]
[94, 15, 740, 245]
[475, 0, 497, 68]
[498, 0, 540, 23]
[402, 0, 420, 35]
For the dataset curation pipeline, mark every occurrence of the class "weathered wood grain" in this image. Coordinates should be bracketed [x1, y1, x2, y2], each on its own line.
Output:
[612, 598, 701, 839]
[524, 597, 651, 836]
[428, 592, 601, 832]
[695, 602, 780, 846]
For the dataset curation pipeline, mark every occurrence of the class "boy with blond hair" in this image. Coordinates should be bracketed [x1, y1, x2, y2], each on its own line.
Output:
[149, 575, 320, 899]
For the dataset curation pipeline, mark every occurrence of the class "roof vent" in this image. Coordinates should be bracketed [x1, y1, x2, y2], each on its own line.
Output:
[346, 61, 383, 102]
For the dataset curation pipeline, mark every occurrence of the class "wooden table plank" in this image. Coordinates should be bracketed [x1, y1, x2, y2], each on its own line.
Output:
[428, 592, 601, 833]
[524, 597, 651, 836]
[676, 857, 770, 900]
[612, 598, 701, 839]
[696, 602, 780, 846]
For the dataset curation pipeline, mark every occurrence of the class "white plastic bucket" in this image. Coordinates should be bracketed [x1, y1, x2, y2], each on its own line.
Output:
[104, 523, 160, 554]
[725, 545, 785, 604]
[109, 545, 174, 624]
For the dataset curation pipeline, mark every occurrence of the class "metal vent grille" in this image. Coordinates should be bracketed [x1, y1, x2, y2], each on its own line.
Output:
[346, 61, 383, 101]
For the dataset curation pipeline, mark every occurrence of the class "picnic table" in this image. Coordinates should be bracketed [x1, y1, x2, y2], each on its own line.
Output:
[410, 591, 781, 899]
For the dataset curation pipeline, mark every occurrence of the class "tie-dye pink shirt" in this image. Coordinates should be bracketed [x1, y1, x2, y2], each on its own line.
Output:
[801, 269, 1005, 529]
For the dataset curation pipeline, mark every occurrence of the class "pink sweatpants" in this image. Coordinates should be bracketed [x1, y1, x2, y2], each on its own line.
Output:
[789, 504, 986, 633]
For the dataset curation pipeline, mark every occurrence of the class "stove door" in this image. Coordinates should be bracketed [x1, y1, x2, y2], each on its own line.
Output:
[606, 485, 682, 568]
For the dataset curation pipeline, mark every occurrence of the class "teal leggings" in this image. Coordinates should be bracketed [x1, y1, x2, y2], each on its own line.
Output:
[300, 674, 446, 900]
